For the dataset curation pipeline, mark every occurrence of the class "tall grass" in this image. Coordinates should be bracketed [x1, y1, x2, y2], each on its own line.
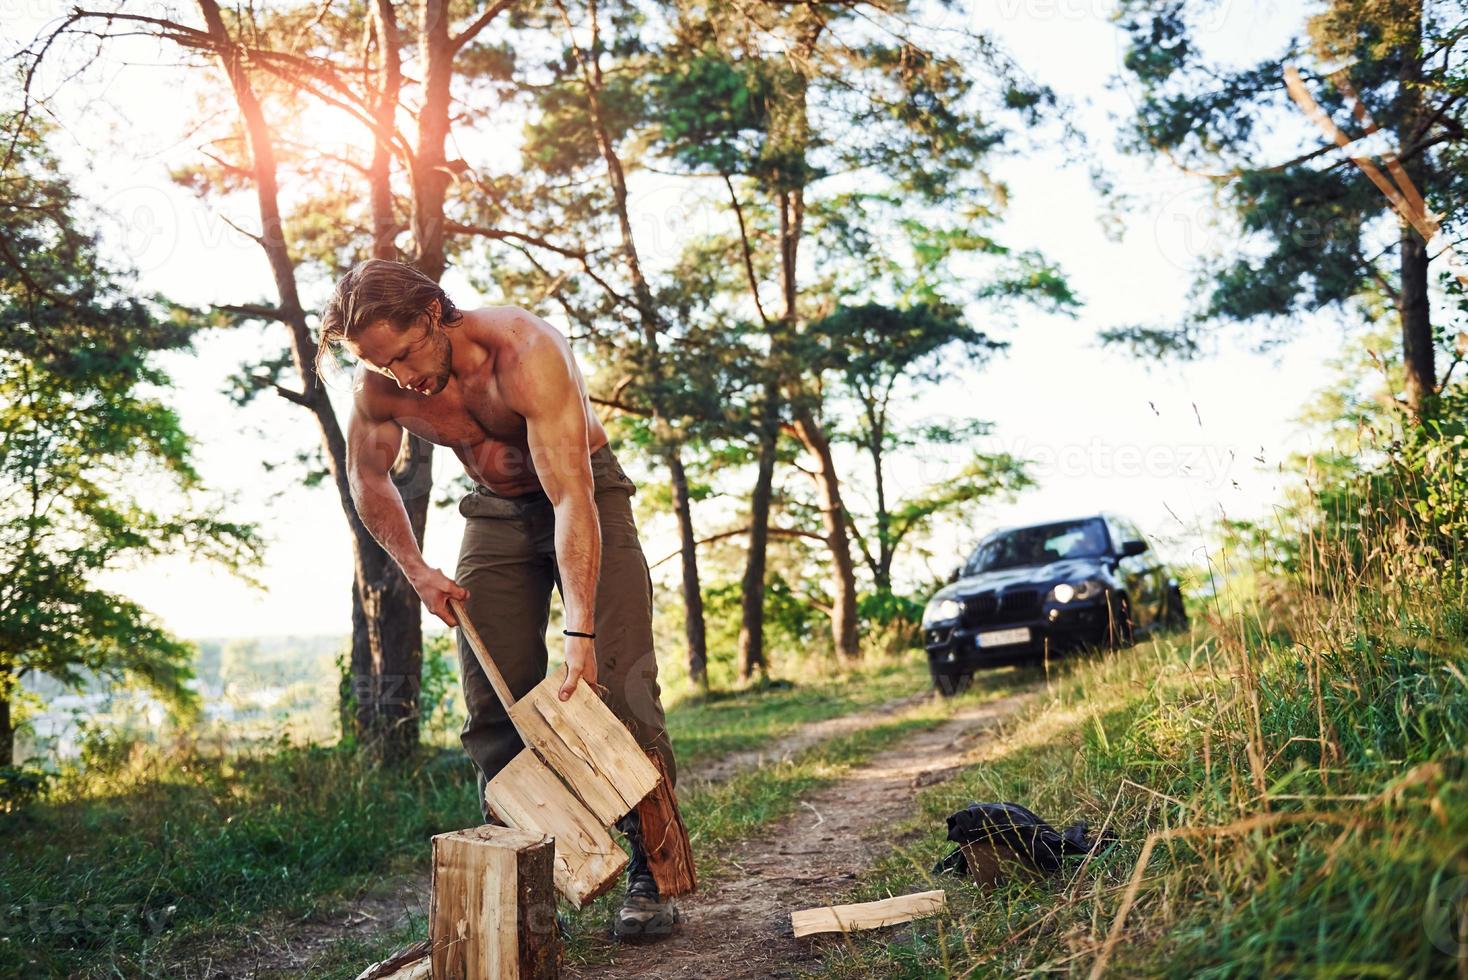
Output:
[809, 424, 1468, 977]
[0, 740, 481, 977]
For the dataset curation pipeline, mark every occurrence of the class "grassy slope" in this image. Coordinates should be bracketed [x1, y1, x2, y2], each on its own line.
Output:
[0, 650, 935, 978]
[800, 596, 1468, 978]
[15, 572, 1461, 978]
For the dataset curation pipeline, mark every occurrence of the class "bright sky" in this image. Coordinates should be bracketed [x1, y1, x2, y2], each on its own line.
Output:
[9, 1, 1345, 639]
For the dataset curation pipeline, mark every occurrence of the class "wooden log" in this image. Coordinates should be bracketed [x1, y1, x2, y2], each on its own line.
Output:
[452, 599, 662, 826]
[634, 749, 697, 897]
[486, 751, 629, 908]
[510, 666, 662, 826]
[790, 890, 947, 938]
[428, 825, 560, 980]
[359, 955, 430, 980]
[354, 941, 430, 980]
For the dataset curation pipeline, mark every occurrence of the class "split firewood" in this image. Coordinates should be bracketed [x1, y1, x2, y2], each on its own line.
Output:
[512, 664, 662, 826]
[486, 751, 629, 908]
[450, 598, 647, 908]
[453, 598, 661, 827]
[633, 748, 698, 897]
[790, 889, 947, 938]
[353, 941, 430, 980]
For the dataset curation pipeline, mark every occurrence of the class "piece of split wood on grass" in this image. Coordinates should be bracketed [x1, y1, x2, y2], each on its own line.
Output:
[487, 750, 630, 908]
[511, 666, 662, 826]
[790, 889, 948, 938]
[634, 748, 697, 897]
[429, 825, 560, 980]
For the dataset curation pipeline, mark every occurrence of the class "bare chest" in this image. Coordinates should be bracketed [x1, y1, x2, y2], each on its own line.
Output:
[390, 375, 536, 488]
[397, 381, 517, 442]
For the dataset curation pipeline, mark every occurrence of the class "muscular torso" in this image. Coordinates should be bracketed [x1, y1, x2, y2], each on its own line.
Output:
[356, 307, 609, 496]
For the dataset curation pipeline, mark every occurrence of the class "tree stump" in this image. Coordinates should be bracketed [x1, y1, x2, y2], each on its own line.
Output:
[429, 825, 561, 980]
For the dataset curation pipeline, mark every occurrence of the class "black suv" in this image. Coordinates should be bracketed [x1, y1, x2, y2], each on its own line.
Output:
[922, 513, 1187, 694]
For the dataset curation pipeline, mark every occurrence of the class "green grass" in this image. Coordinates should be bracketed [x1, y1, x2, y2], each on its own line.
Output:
[23, 541, 1461, 978]
[0, 741, 478, 978]
[793, 592, 1468, 978]
[0, 648, 938, 978]
[661, 654, 933, 769]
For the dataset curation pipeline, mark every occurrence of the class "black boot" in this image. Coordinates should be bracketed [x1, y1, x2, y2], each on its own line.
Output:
[612, 810, 679, 942]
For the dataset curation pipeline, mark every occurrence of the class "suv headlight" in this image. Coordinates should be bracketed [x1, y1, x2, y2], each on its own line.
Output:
[922, 597, 963, 627]
[1050, 579, 1107, 603]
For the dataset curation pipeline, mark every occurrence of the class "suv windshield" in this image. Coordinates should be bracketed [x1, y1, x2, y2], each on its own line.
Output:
[964, 518, 1110, 573]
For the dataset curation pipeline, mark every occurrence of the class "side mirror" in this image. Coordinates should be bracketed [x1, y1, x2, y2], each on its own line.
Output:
[948, 566, 963, 583]
[1120, 539, 1147, 557]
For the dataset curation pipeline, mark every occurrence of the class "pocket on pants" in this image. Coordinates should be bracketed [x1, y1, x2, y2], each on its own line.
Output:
[591, 448, 637, 496]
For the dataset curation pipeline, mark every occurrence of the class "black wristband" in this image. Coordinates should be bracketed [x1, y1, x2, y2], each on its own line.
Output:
[563, 629, 596, 639]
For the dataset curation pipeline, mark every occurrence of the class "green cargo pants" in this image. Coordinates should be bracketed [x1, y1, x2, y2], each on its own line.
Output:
[454, 442, 678, 823]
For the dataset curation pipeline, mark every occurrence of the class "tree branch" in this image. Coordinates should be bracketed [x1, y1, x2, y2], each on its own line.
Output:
[273, 384, 312, 406]
[443, 219, 589, 259]
[724, 174, 771, 324]
[590, 394, 650, 416]
[216, 302, 284, 321]
[450, 0, 517, 53]
[649, 525, 827, 569]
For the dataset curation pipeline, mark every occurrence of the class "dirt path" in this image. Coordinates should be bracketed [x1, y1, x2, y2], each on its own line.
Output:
[198, 689, 948, 977]
[683, 689, 935, 786]
[567, 690, 1033, 980]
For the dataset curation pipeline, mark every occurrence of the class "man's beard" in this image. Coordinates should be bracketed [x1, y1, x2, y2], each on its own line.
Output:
[421, 334, 453, 394]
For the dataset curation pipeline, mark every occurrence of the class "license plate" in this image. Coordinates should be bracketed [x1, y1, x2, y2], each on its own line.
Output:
[977, 626, 1030, 648]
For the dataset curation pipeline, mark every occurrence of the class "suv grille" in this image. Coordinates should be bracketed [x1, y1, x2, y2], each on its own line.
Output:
[964, 592, 998, 622]
[963, 588, 1041, 626]
[1003, 589, 1041, 615]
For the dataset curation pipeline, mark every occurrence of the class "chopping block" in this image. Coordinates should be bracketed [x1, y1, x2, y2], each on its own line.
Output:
[429, 825, 560, 979]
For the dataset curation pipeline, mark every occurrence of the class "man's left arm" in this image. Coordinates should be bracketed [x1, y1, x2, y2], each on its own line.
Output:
[499, 311, 601, 702]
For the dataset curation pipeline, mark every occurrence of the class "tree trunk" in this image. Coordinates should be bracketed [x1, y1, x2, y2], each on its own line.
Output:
[349, 432, 431, 762]
[0, 668, 13, 767]
[1398, 219, 1434, 416]
[790, 405, 861, 661]
[197, 0, 426, 762]
[737, 397, 779, 682]
[559, 19, 712, 691]
[665, 445, 708, 690]
[868, 436, 893, 593]
[367, 0, 402, 262]
[335, 0, 430, 764]
[1396, 2, 1434, 418]
[414, 0, 453, 282]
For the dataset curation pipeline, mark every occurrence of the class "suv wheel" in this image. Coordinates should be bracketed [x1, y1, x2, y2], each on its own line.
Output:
[1164, 584, 1189, 631]
[931, 667, 973, 697]
[1105, 592, 1135, 650]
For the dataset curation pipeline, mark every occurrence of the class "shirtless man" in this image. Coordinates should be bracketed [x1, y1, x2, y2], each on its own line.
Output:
[319, 258, 680, 941]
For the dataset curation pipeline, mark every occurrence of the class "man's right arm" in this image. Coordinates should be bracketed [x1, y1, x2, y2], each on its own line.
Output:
[346, 397, 467, 627]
